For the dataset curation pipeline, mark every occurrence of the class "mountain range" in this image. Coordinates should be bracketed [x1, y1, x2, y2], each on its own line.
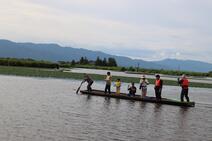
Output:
[0, 39, 212, 72]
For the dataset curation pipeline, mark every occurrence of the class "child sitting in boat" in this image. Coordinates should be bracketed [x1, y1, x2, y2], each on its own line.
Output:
[128, 82, 137, 97]
[139, 75, 149, 98]
[114, 78, 121, 94]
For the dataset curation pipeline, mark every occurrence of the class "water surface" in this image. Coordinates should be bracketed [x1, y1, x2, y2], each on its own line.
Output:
[0, 75, 211, 141]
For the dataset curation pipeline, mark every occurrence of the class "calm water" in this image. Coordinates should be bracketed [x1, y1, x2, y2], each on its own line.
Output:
[0, 75, 211, 141]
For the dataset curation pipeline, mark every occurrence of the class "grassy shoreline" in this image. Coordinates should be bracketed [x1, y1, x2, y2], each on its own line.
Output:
[0, 66, 212, 88]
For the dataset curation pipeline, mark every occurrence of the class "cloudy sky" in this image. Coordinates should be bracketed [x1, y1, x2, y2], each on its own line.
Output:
[0, 0, 212, 63]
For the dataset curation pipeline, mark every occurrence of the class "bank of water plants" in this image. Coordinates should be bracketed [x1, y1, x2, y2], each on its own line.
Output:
[0, 66, 211, 88]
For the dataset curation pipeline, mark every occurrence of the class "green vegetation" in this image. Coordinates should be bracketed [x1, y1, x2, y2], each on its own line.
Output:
[57, 58, 212, 77]
[0, 58, 59, 69]
[95, 57, 117, 66]
[71, 64, 212, 77]
[0, 66, 212, 88]
[58, 56, 117, 68]
[135, 68, 211, 77]
[1, 57, 211, 77]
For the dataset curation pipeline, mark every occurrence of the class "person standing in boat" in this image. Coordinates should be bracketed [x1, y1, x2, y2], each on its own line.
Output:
[154, 74, 163, 101]
[128, 82, 137, 97]
[114, 78, 121, 94]
[139, 75, 149, 98]
[105, 72, 112, 94]
[82, 73, 94, 92]
[178, 74, 190, 102]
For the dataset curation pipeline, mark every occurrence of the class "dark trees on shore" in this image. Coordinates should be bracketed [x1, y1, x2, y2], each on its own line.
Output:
[95, 57, 117, 67]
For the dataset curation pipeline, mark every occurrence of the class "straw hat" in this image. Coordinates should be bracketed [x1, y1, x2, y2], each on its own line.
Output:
[141, 75, 146, 79]
[182, 74, 186, 78]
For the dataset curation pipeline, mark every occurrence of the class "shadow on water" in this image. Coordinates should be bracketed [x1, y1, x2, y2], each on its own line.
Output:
[172, 107, 191, 140]
[115, 99, 120, 105]
[151, 104, 163, 126]
[139, 101, 147, 109]
[178, 107, 190, 124]
[154, 103, 162, 112]
[86, 94, 91, 101]
[124, 100, 136, 109]
[104, 97, 111, 105]
[103, 97, 112, 111]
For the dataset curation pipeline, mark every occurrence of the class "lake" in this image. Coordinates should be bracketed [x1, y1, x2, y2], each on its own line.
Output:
[0, 75, 211, 141]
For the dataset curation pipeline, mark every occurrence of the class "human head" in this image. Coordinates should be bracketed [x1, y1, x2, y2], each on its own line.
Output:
[141, 75, 146, 80]
[131, 82, 135, 86]
[117, 78, 120, 81]
[107, 72, 111, 75]
[155, 74, 160, 80]
[182, 74, 186, 79]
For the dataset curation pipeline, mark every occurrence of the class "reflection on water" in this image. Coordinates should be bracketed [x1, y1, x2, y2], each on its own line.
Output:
[0, 75, 211, 141]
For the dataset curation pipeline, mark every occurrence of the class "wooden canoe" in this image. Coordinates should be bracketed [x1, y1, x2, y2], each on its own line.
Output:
[80, 90, 195, 107]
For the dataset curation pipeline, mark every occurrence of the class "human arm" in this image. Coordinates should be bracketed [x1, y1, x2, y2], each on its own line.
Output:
[81, 80, 86, 84]
[146, 80, 149, 85]
[177, 78, 181, 84]
[139, 84, 142, 89]
[160, 80, 163, 88]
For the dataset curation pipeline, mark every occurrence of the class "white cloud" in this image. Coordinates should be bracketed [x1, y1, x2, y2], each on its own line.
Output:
[0, 0, 212, 63]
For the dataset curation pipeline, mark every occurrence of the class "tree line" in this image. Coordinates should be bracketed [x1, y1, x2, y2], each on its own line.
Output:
[0, 58, 59, 69]
[0, 57, 117, 69]
[59, 56, 117, 67]
[1, 57, 211, 77]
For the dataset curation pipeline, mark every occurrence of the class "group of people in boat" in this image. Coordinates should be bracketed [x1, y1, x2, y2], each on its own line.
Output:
[81, 72, 190, 102]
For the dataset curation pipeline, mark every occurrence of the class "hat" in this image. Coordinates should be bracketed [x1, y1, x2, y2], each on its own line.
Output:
[182, 74, 186, 78]
[141, 75, 146, 79]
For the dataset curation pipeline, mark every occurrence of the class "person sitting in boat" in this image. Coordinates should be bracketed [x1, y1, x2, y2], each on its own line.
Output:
[139, 75, 149, 98]
[105, 72, 112, 94]
[154, 74, 163, 101]
[178, 74, 190, 102]
[114, 78, 121, 94]
[82, 73, 93, 92]
[128, 82, 137, 97]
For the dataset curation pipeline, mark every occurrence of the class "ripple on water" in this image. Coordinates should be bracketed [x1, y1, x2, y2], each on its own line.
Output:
[0, 75, 211, 141]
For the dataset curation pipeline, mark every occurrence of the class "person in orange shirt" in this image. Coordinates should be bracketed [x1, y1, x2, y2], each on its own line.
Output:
[178, 74, 190, 102]
[154, 74, 163, 101]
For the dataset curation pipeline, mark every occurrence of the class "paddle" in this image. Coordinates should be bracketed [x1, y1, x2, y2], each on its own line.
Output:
[76, 81, 83, 94]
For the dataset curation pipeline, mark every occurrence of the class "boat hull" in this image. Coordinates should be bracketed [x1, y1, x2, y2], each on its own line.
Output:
[80, 90, 195, 107]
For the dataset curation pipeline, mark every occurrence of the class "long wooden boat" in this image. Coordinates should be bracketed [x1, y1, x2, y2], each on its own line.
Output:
[80, 90, 195, 107]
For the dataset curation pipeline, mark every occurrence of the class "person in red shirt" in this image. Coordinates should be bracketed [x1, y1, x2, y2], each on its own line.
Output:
[154, 74, 163, 101]
[178, 74, 190, 102]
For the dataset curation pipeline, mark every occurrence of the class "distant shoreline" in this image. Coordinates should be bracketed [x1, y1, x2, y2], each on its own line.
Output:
[0, 66, 212, 89]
